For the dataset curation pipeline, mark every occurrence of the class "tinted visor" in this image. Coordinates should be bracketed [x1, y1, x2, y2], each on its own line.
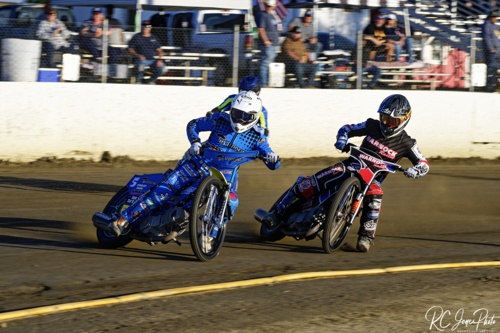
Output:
[231, 108, 257, 125]
[380, 113, 410, 128]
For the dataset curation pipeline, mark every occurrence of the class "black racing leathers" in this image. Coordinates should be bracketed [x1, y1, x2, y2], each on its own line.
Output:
[280, 118, 429, 240]
[336, 118, 429, 239]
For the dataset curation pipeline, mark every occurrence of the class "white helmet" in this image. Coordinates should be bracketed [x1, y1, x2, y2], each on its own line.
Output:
[230, 91, 262, 133]
[264, 0, 277, 6]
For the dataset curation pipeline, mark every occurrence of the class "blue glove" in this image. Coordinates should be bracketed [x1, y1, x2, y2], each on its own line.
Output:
[265, 152, 279, 163]
[189, 142, 202, 155]
[335, 136, 348, 151]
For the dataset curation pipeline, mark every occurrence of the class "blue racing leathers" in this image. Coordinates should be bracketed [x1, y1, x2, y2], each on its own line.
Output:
[120, 112, 280, 224]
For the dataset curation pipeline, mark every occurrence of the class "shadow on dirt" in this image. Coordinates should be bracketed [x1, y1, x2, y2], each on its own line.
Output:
[0, 176, 121, 193]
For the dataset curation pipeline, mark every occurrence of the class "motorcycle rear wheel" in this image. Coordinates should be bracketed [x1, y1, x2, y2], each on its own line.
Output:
[322, 177, 361, 254]
[259, 224, 286, 242]
[96, 186, 134, 249]
[189, 176, 227, 262]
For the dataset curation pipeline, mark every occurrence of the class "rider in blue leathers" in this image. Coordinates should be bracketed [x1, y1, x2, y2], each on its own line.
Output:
[207, 75, 270, 136]
[103, 91, 280, 236]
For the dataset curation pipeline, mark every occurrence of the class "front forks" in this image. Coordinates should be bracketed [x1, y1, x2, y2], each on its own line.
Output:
[208, 184, 230, 238]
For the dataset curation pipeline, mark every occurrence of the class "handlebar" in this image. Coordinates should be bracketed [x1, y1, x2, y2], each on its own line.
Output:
[341, 143, 404, 173]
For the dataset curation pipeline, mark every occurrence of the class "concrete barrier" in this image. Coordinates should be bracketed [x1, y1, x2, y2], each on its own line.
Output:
[0, 82, 499, 162]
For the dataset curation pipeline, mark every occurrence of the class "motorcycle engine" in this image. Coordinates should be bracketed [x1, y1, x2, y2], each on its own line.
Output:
[285, 206, 326, 238]
[140, 206, 186, 236]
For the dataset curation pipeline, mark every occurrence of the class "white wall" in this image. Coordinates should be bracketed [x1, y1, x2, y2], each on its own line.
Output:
[0, 82, 499, 162]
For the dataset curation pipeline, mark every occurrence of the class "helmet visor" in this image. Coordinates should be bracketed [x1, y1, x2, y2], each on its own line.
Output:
[231, 108, 257, 125]
[380, 112, 410, 128]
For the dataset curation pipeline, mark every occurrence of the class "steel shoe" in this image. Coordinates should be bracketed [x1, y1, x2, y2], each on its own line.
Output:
[356, 236, 374, 252]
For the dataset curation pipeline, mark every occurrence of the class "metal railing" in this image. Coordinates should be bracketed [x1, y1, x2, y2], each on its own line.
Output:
[0, 17, 495, 91]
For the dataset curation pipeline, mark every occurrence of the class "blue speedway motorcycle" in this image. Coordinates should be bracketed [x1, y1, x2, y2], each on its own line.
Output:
[93, 149, 260, 262]
[255, 144, 403, 253]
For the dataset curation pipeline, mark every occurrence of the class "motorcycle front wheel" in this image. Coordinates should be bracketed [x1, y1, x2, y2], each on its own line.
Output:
[322, 177, 361, 254]
[189, 176, 227, 262]
[96, 186, 134, 249]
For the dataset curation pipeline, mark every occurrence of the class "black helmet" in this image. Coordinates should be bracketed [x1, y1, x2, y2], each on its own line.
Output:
[377, 94, 412, 137]
[238, 75, 261, 95]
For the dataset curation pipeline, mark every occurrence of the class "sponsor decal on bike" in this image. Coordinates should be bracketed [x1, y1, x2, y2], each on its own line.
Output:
[316, 165, 344, 180]
[215, 154, 245, 163]
[347, 162, 363, 172]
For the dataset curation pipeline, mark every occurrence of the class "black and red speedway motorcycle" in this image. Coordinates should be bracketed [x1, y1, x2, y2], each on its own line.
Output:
[254, 144, 403, 253]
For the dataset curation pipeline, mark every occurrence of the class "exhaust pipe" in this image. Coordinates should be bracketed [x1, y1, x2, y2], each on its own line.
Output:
[254, 208, 269, 223]
[92, 212, 115, 233]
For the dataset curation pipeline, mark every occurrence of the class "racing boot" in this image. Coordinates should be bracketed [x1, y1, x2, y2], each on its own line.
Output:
[356, 236, 374, 252]
[262, 190, 299, 228]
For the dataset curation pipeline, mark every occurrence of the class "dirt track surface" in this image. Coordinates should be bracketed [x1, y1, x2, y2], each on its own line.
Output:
[0, 158, 499, 333]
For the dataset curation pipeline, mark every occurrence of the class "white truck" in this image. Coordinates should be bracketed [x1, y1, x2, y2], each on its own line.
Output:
[161, 10, 257, 86]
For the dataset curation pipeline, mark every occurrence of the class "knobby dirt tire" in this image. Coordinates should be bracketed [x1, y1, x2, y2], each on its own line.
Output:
[189, 176, 227, 262]
[322, 177, 361, 254]
[259, 224, 286, 242]
[96, 186, 134, 249]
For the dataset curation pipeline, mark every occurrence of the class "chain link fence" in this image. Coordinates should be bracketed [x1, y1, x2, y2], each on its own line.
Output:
[0, 17, 493, 91]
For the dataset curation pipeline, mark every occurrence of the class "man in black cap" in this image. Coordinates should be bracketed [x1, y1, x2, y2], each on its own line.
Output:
[288, 9, 322, 54]
[282, 26, 318, 88]
[128, 20, 166, 84]
[481, 10, 500, 92]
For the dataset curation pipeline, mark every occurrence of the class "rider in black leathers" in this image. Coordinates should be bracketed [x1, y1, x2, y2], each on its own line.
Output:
[263, 94, 429, 252]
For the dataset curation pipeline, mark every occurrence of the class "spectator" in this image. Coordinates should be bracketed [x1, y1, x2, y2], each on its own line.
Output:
[362, 14, 395, 62]
[385, 14, 415, 63]
[288, 9, 323, 55]
[358, 62, 382, 89]
[80, 7, 119, 65]
[481, 10, 500, 92]
[36, 8, 78, 68]
[282, 26, 318, 88]
[258, 0, 282, 87]
[128, 20, 166, 84]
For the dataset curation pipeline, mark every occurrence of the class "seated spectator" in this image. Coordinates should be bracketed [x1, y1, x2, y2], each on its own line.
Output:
[36, 8, 78, 68]
[288, 9, 323, 55]
[362, 14, 395, 62]
[79, 7, 119, 65]
[359, 62, 382, 89]
[385, 14, 415, 63]
[282, 26, 318, 88]
[128, 20, 166, 84]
